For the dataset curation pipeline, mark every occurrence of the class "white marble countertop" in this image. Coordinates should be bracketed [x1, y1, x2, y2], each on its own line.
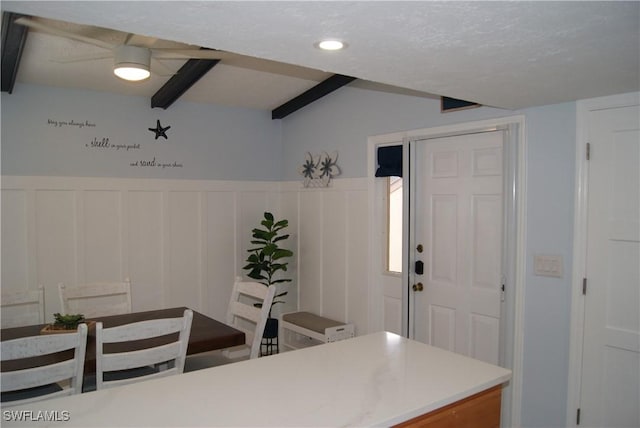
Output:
[2, 332, 511, 427]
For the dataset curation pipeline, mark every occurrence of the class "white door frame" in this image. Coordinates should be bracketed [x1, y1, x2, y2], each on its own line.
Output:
[367, 115, 527, 427]
[566, 91, 640, 427]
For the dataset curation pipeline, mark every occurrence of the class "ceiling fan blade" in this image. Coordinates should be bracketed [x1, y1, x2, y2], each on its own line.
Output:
[14, 17, 115, 50]
[126, 34, 159, 48]
[150, 58, 176, 77]
[151, 48, 231, 60]
[123, 33, 135, 45]
[49, 51, 114, 63]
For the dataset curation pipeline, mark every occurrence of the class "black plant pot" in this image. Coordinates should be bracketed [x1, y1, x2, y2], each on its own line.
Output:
[260, 317, 279, 356]
[263, 317, 279, 339]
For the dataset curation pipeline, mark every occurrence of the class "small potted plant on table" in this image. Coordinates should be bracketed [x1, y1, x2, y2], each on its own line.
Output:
[41, 313, 94, 334]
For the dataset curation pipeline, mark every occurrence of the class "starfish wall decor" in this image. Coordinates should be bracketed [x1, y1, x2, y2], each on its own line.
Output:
[148, 120, 171, 140]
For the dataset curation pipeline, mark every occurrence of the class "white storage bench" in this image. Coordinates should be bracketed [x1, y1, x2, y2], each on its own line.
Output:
[280, 311, 355, 350]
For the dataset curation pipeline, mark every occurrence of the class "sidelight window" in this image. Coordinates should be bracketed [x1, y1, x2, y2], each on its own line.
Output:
[387, 176, 403, 273]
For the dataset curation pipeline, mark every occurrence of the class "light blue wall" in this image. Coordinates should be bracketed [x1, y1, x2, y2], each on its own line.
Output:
[520, 102, 576, 427]
[1, 84, 282, 181]
[280, 86, 508, 180]
[280, 87, 576, 428]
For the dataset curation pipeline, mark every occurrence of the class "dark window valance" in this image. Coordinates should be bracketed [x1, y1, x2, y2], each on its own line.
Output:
[441, 96, 480, 112]
[375, 145, 403, 177]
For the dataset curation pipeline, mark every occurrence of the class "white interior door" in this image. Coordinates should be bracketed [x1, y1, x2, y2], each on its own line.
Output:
[411, 131, 504, 364]
[579, 104, 639, 427]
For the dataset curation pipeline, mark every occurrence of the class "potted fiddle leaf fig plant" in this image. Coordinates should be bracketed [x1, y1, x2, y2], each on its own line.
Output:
[243, 212, 293, 345]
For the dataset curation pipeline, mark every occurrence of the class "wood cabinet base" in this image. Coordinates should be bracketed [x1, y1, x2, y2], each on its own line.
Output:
[394, 385, 502, 428]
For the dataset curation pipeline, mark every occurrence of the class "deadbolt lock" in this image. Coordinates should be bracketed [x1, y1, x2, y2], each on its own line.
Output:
[416, 244, 423, 253]
[412, 282, 424, 292]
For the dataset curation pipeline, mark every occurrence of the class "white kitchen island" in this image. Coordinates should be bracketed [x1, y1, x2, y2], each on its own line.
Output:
[2, 332, 511, 427]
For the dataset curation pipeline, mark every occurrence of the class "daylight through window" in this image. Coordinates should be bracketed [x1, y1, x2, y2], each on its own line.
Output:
[387, 176, 403, 273]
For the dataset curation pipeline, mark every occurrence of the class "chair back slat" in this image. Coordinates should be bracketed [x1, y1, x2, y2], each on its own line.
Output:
[100, 317, 185, 343]
[58, 280, 132, 318]
[102, 342, 181, 372]
[229, 301, 262, 324]
[95, 309, 192, 390]
[2, 360, 76, 390]
[235, 281, 271, 300]
[0, 323, 87, 407]
[1, 330, 84, 359]
[1, 286, 45, 328]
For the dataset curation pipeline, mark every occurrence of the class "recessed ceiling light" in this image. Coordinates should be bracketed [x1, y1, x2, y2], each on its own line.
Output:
[316, 40, 346, 51]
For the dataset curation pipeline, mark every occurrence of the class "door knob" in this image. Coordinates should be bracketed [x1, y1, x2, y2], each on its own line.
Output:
[412, 282, 424, 292]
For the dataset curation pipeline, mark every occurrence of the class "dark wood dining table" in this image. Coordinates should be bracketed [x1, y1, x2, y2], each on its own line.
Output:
[0, 307, 245, 375]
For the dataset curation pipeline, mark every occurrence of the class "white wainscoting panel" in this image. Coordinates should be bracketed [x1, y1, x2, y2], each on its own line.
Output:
[322, 191, 347, 322]
[1, 189, 29, 291]
[346, 189, 369, 335]
[279, 191, 300, 318]
[128, 191, 164, 312]
[2, 176, 372, 335]
[298, 191, 323, 315]
[2, 177, 280, 323]
[167, 191, 202, 311]
[35, 189, 77, 318]
[282, 179, 370, 336]
[205, 191, 237, 320]
[83, 190, 122, 283]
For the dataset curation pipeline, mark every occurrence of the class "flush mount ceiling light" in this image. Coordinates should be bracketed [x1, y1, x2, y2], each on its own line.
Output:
[113, 45, 151, 81]
[316, 39, 347, 51]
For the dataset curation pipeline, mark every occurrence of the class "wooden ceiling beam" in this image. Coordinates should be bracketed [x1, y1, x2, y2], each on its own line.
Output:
[271, 74, 357, 120]
[1, 12, 28, 94]
[151, 58, 220, 109]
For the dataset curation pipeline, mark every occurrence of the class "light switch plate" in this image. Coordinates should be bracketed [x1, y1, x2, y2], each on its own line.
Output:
[534, 254, 563, 278]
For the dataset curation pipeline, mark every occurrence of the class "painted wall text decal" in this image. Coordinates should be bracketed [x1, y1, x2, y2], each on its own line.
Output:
[47, 118, 96, 129]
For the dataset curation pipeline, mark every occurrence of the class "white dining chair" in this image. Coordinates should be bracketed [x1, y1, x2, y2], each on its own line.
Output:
[184, 277, 276, 371]
[58, 279, 132, 318]
[0, 323, 88, 407]
[1, 285, 45, 328]
[94, 308, 193, 390]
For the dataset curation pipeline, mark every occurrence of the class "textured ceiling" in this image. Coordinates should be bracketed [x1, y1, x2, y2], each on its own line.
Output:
[3, 1, 639, 111]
